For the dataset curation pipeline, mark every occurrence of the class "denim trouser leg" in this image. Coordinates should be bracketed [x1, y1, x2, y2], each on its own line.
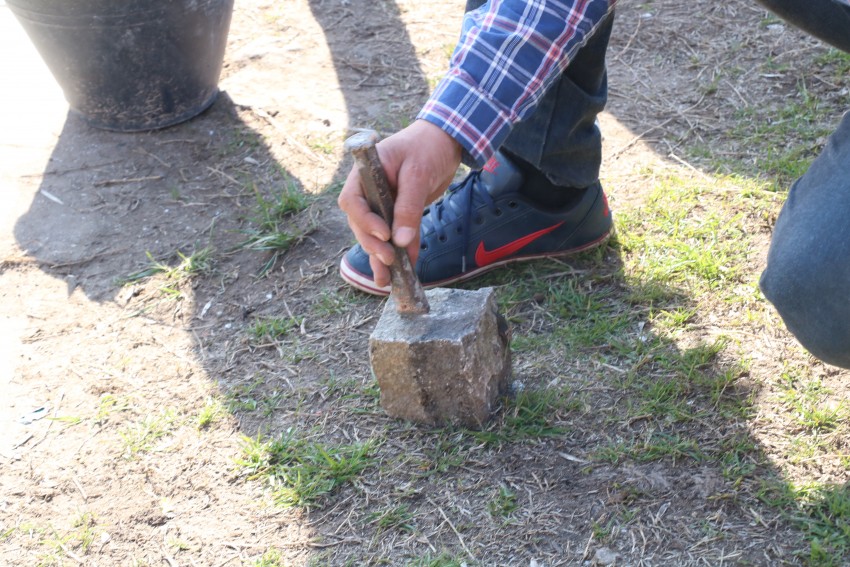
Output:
[463, 1, 614, 188]
[754, 0, 850, 53]
[757, 0, 850, 367]
[760, 110, 850, 368]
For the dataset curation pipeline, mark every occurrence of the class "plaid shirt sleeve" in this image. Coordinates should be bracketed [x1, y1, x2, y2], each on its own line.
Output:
[417, 0, 617, 168]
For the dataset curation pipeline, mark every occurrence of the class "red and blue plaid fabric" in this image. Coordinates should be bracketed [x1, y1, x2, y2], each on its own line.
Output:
[418, 0, 616, 167]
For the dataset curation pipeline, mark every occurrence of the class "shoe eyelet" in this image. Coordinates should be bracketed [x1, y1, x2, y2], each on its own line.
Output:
[438, 235, 447, 243]
[456, 226, 463, 234]
[508, 201, 518, 208]
[475, 216, 483, 224]
[420, 243, 428, 250]
[494, 208, 503, 216]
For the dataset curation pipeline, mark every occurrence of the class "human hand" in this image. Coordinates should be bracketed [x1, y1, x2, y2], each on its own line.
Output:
[338, 119, 462, 288]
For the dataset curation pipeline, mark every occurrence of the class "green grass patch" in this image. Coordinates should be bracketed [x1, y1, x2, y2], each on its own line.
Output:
[319, 374, 381, 414]
[311, 287, 371, 317]
[814, 49, 850, 85]
[413, 431, 470, 476]
[247, 316, 303, 343]
[778, 375, 846, 432]
[617, 174, 751, 290]
[470, 389, 573, 446]
[196, 397, 226, 430]
[760, 480, 850, 566]
[545, 278, 635, 348]
[596, 432, 705, 465]
[237, 430, 380, 508]
[367, 504, 416, 534]
[119, 407, 179, 456]
[224, 378, 263, 413]
[94, 393, 131, 425]
[38, 513, 102, 566]
[118, 247, 214, 293]
[488, 484, 519, 519]
[237, 180, 313, 277]
[252, 548, 285, 567]
[704, 79, 847, 189]
[222, 378, 290, 417]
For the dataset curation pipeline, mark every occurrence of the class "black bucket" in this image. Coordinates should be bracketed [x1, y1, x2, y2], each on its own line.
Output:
[7, 0, 235, 131]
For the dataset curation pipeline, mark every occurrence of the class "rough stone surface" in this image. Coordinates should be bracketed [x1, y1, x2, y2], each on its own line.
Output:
[369, 287, 511, 429]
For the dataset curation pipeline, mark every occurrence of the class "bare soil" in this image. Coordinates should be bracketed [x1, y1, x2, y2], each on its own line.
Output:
[2, 0, 849, 565]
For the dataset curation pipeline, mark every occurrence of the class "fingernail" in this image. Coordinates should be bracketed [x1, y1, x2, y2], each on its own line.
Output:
[377, 252, 392, 265]
[371, 230, 388, 242]
[393, 227, 416, 247]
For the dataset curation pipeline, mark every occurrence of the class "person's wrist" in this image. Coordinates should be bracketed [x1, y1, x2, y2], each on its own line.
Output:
[414, 119, 462, 162]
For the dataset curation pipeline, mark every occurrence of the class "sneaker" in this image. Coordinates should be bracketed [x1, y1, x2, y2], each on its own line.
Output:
[340, 151, 612, 295]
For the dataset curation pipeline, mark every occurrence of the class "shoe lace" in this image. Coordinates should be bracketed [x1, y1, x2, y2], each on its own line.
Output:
[421, 171, 499, 272]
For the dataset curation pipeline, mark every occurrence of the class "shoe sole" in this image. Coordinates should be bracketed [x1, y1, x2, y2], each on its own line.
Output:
[339, 229, 612, 296]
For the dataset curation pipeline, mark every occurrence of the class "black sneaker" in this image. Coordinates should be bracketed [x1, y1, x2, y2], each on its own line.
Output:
[340, 152, 612, 295]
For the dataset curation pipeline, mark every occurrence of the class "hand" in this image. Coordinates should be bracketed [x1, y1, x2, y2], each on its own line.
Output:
[338, 120, 462, 288]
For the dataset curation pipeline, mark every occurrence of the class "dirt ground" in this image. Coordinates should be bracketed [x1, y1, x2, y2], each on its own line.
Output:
[2, 0, 849, 565]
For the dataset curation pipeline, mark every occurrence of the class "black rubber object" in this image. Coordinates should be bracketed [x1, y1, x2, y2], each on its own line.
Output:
[7, 0, 234, 131]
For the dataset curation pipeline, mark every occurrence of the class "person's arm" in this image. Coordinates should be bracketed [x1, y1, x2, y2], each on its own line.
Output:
[420, 0, 617, 168]
[338, 0, 616, 288]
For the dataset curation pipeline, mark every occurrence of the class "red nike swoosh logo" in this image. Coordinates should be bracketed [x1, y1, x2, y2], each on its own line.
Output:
[475, 222, 565, 267]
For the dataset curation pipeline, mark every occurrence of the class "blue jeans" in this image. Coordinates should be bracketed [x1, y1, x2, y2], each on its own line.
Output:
[463, 1, 613, 189]
[757, 0, 850, 367]
[755, 0, 850, 53]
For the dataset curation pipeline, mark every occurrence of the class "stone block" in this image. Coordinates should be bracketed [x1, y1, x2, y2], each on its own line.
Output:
[369, 287, 511, 429]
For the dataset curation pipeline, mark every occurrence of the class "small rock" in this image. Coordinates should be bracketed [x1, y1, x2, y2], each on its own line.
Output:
[593, 547, 618, 565]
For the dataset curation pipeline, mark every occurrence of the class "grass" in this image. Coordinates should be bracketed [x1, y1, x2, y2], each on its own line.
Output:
[119, 408, 179, 456]
[196, 397, 226, 429]
[487, 485, 519, 519]
[368, 504, 416, 534]
[813, 49, 850, 81]
[94, 394, 131, 425]
[469, 389, 573, 446]
[758, 480, 850, 566]
[252, 548, 285, 567]
[36, 513, 102, 566]
[248, 316, 303, 343]
[407, 553, 467, 567]
[236, 179, 314, 276]
[597, 433, 705, 465]
[689, 75, 848, 190]
[245, 316, 319, 364]
[118, 247, 214, 294]
[616, 172, 756, 291]
[223, 377, 294, 417]
[237, 430, 380, 508]
[311, 288, 372, 317]
[412, 431, 470, 476]
[778, 374, 846, 432]
[224, 377, 264, 413]
[207, 146, 845, 563]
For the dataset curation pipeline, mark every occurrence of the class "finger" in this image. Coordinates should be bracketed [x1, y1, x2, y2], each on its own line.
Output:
[337, 167, 391, 243]
[347, 217, 395, 267]
[369, 254, 391, 289]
